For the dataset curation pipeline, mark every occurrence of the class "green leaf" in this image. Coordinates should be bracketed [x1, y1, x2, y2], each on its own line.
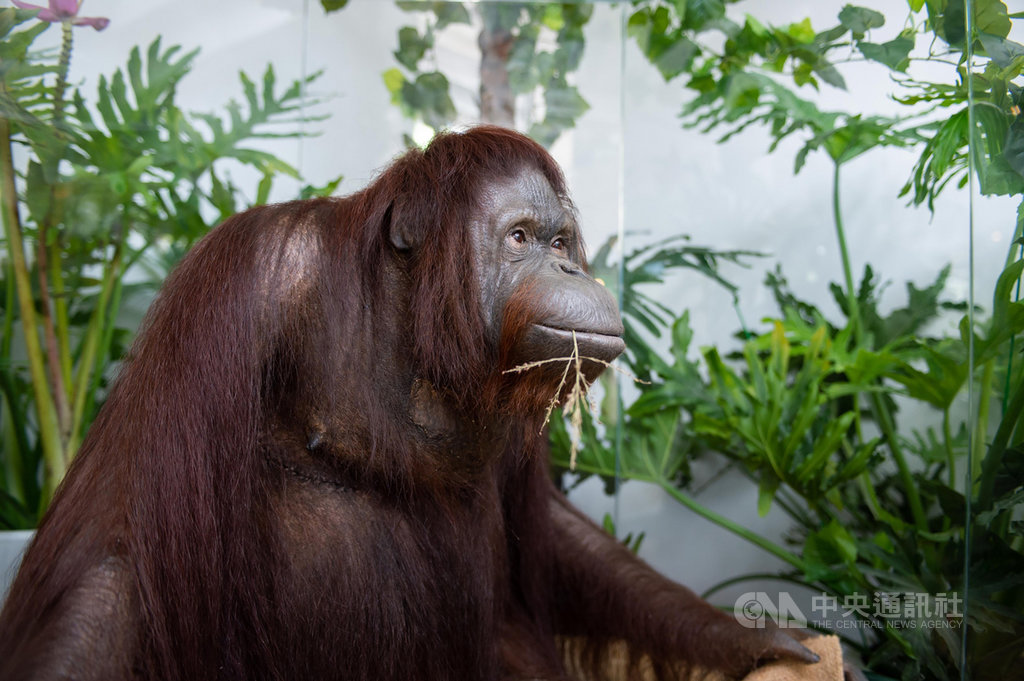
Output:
[256, 174, 273, 205]
[839, 5, 885, 35]
[942, 0, 1011, 46]
[992, 258, 1024, 323]
[978, 32, 1024, 68]
[320, 0, 349, 12]
[382, 67, 406, 99]
[0, 8, 20, 42]
[757, 477, 779, 516]
[902, 108, 970, 209]
[973, 0, 1012, 38]
[786, 18, 816, 44]
[543, 84, 590, 122]
[803, 520, 858, 580]
[682, 0, 725, 30]
[300, 175, 343, 199]
[671, 0, 688, 23]
[0, 488, 35, 530]
[394, 26, 431, 71]
[812, 57, 847, 90]
[23, 160, 53, 224]
[541, 4, 564, 32]
[977, 486, 1024, 526]
[0, 15, 48, 63]
[857, 30, 915, 71]
[398, 71, 455, 129]
[825, 520, 858, 563]
[835, 439, 881, 482]
[1005, 117, 1024, 179]
[972, 102, 1024, 196]
[653, 35, 700, 81]
[434, 4, 471, 29]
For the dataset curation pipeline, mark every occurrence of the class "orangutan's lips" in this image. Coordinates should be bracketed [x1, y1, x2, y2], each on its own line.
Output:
[532, 325, 626, 358]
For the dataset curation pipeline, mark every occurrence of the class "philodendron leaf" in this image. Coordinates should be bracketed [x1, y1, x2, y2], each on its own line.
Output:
[758, 477, 780, 516]
[803, 520, 858, 580]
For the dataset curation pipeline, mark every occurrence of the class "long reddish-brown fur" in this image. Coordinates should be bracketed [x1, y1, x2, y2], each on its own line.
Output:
[0, 126, 807, 681]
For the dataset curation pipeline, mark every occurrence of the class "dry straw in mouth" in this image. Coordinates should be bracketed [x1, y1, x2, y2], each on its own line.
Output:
[504, 331, 644, 470]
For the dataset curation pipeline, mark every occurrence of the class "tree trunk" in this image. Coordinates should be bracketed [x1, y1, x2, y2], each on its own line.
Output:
[478, 15, 516, 128]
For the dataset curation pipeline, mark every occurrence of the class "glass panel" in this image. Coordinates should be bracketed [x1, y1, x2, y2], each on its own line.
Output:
[611, 2, 1015, 680]
[964, 2, 1024, 680]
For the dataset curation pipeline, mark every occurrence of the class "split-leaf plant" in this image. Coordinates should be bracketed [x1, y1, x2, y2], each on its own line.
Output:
[0, 8, 332, 527]
[552, 2, 1024, 679]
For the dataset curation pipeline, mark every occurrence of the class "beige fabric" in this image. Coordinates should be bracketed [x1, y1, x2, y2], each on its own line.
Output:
[742, 635, 844, 681]
[561, 634, 846, 681]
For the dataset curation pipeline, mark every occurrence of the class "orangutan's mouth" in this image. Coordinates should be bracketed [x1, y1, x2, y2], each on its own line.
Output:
[532, 325, 626, 361]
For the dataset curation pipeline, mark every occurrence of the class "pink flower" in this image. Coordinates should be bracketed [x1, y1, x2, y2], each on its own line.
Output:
[11, 0, 109, 30]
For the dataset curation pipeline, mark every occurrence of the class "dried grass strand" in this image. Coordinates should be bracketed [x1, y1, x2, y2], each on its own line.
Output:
[503, 333, 647, 471]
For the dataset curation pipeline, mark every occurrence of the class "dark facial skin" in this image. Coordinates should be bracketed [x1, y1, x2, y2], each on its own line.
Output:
[472, 168, 625, 375]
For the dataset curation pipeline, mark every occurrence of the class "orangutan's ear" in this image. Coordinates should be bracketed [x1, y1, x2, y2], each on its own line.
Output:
[386, 195, 420, 252]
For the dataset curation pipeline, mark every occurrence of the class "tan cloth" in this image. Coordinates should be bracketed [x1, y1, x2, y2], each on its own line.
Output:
[563, 633, 846, 681]
[743, 635, 844, 681]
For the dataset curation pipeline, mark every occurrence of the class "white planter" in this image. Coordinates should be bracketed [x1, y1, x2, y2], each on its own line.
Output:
[0, 530, 34, 603]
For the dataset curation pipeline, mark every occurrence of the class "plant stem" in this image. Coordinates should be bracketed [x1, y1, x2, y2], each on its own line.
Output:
[82, 268, 126, 423]
[831, 162, 868, 451]
[53, 22, 72, 127]
[869, 393, 927, 529]
[1, 263, 28, 504]
[1001, 198, 1023, 272]
[561, 458, 805, 570]
[858, 471, 907, 533]
[832, 162, 859, 339]
[0, 115, 65, 500]
[658, 481, 807, 571]
[68, 238, 123, 458]
[0, 383, 27, 505]
[34, 235, 71, 442]
[29, 20, 76, 452]
[972, 360, 994, 483]
[943, 408, 955, 489]
[52, 21, 74, 390]
[50, 240, 72, 395]
[701, 573, 836, 600]
[833, 163, 926, 528]
[977, 367, 1024, 510]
